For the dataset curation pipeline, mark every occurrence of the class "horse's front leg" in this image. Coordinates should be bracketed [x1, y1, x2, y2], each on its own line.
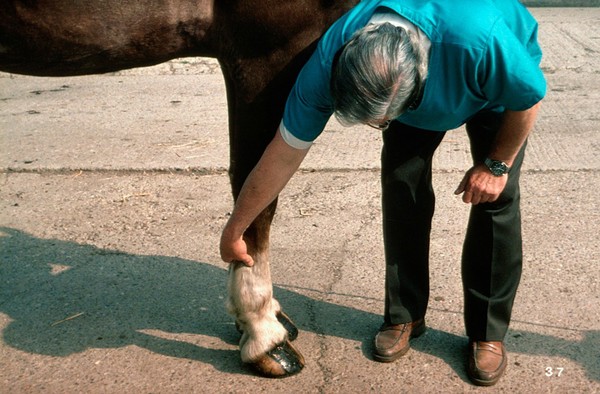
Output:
[219, 48, 311, 377]
[226, 201, 304, 377]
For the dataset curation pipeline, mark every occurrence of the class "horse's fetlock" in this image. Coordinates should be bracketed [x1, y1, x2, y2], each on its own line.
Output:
[240, 317, 288, 362]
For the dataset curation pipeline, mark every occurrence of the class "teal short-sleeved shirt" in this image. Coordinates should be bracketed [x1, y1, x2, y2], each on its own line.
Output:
[281, 0, 547, 147]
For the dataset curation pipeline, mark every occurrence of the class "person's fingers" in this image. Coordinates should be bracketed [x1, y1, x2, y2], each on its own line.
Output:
[454, 175, 468, 195]
[234, 255, 255, 267]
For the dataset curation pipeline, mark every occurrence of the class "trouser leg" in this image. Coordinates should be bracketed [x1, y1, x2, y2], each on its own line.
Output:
[463, 111, 526, 341]
[381, 122, 445, 324]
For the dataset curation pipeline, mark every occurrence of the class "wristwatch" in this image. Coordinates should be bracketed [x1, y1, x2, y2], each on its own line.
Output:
[484, 158, 510, 176]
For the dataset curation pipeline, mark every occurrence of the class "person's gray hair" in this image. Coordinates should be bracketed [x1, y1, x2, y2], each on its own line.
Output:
[330, 22, 428, 127]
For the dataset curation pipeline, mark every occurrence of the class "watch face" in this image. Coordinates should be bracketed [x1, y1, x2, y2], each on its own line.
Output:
[492, 163, 506, 175]
[486, 159, 509, 176]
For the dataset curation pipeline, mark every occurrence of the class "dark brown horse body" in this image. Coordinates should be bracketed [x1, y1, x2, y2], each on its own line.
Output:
[1, 0, 358, 377]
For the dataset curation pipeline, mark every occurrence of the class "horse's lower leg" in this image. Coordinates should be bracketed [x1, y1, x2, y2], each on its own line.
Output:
[227, 220, 285, 361]
[226, 201, 304, 377]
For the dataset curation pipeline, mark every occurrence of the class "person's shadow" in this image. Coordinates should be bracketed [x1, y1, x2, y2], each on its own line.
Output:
[1, 227, 597, 382]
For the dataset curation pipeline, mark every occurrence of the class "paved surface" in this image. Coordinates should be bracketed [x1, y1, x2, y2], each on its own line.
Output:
[1, 7, 599, 394]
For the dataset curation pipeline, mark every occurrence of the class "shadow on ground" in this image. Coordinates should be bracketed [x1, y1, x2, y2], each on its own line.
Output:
[0, 227, 597, 381]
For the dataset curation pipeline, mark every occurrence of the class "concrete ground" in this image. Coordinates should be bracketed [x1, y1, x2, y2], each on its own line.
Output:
[1, 7, 599, 394]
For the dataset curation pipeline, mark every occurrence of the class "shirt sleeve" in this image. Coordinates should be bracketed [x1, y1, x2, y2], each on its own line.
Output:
[281, 45, 335, 147]
[279, 120, 314, 150]
[478, 20, 546, 111]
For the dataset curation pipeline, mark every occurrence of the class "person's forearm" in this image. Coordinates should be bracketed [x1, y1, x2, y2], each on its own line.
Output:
[223, 131, 309, 239]
[488, 101, 541, 167]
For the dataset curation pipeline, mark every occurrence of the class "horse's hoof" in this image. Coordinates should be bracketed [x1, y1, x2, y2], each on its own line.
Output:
[248, 339, 305, 378]
[235, 311, 299, 341]
[276, 311, 299, 341]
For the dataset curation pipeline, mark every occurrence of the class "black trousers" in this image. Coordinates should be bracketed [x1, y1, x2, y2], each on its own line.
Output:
[381, 111, 525, 341]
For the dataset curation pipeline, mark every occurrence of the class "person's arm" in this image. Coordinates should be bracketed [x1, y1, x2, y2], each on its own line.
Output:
[220, 130, 310, 266]
[454, 101, 541, 205]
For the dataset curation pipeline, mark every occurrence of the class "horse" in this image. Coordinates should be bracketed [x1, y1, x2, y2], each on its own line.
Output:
[0, 0, 358, 378]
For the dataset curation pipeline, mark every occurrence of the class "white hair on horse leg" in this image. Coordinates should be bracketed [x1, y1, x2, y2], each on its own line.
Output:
[227, 251, 288, 362]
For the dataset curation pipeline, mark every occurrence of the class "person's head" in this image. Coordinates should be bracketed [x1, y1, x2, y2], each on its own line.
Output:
[330, 22, 428, 130]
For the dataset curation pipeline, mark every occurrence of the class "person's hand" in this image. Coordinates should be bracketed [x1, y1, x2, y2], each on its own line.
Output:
[220, 230, 255, 267]
[454, 164, 508, 205]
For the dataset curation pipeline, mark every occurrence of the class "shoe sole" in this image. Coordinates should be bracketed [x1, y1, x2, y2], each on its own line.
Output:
[469, 376, 502, 387]
[373, 321, 427, 363]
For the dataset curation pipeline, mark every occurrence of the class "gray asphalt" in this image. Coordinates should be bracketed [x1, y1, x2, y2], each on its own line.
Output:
[1, 7, 599, 394]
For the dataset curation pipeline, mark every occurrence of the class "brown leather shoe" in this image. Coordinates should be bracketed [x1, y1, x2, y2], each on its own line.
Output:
[467, 341, 507, 386]
[373, 319, 426, 362]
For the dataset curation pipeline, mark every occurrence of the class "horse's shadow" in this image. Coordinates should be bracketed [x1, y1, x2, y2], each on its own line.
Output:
[1, 227, 598, 382]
